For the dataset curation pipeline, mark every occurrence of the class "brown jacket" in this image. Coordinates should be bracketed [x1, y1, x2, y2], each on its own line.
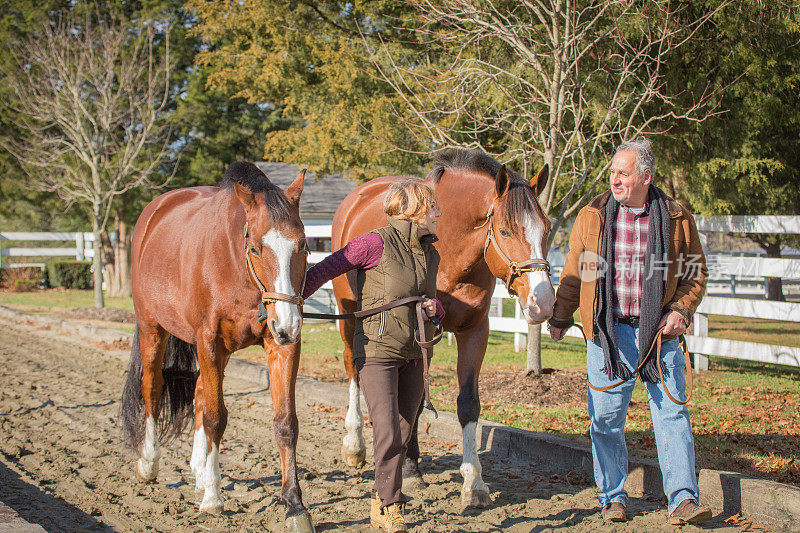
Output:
[549, 190, 708, 341]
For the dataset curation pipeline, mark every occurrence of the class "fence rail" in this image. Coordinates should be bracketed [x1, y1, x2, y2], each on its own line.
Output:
[0, 232, 95, 266]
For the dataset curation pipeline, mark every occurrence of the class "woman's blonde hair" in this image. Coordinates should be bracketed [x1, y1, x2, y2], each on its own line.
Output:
[383, 180, 438, 222]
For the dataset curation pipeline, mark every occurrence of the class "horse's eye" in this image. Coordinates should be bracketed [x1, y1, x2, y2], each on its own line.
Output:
[249, 246, 260, 257]
[499, 229, 512, 238]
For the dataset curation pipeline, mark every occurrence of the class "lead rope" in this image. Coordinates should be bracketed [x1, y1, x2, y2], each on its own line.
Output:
[572, 323, 693, 405]
[303, 296, 444, 417]
[415, 302, 443, 418]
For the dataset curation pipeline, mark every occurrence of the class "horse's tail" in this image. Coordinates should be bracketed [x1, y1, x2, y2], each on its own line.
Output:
[121, 326, 198, 450]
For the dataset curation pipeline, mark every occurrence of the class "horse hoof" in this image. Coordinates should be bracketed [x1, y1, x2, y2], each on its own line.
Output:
[402, 474, 428, 492]
[461, 489, 492, 508]
[341, 445, 366, 468]
[135, 464, 157, 484]
[401, 457, 427, 492]
[285, 511, 316, 533]
[199, 502, 224, 515]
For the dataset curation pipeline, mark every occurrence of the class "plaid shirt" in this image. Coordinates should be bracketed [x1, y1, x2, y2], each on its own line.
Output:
[612, 203, 649, 317]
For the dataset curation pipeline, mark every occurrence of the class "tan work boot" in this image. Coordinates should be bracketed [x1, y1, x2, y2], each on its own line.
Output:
[669, 498, 712, 525]
[370, 495, 384, 529]
[382, 502, 408, 532]
[370, 495, 408, 532]
[601, 502, 627, 522]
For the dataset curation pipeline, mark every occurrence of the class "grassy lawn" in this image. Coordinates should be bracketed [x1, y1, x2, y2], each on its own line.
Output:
[2, 288, 798, 485]
[0, 288, 134, 312]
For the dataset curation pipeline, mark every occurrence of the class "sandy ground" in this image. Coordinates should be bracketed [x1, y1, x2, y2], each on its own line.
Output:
[0, 317, 758, 532]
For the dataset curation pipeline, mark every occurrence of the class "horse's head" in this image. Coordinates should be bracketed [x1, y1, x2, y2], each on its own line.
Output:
[485, 164, 555, 324]
[232, 165, 307, 345]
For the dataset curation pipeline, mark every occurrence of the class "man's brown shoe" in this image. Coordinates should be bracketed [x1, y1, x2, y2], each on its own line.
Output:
[669, 499, 712, 525]
[601, 502, 627, 522]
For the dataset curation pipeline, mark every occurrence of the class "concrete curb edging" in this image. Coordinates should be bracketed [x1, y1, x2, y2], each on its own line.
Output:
[0, 501, 46, 533]
[1, 305, 797, 530]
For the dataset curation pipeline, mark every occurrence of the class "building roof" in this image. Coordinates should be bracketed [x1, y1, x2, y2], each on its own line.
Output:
[256, 162, 357, 220]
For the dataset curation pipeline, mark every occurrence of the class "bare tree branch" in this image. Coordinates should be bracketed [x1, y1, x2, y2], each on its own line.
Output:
[0, 18, 175, 307]
[367, 0, 731, 238]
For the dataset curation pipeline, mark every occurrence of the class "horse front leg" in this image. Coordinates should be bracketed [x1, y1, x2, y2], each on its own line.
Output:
[456, 320, 491, 508]
[267, 340, 315, 533]
[339, 317, 366, 468]
[194, 334, 228, 515]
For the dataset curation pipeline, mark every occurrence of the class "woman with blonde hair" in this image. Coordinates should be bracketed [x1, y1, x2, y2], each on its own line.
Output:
[303, 179, 443, 532]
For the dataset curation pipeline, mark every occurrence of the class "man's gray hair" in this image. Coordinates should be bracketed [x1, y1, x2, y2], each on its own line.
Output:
[615, 138, 655, 178]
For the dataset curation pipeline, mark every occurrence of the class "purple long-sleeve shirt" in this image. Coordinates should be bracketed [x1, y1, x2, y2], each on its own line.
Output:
[304, 232, 445, 320]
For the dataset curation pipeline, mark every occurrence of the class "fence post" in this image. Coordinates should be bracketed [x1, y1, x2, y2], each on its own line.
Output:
[526, 324, 542, 374]
[76, 233, 85, 261]
[514, 301, 525, 352]
[692, 312, 709, 373]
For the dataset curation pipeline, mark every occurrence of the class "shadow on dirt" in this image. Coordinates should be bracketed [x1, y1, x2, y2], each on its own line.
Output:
[0, 457, 114, 532]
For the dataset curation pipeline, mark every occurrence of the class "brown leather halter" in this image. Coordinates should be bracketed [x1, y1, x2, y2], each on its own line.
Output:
[244, 222, 308, 323]
[475, 205, 551, 297]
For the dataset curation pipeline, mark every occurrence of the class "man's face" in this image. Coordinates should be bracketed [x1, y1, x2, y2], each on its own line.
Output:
[609, 150, 651, 207]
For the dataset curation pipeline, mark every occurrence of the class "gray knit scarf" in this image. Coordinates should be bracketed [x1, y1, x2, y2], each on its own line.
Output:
[595, 185, 670, 383]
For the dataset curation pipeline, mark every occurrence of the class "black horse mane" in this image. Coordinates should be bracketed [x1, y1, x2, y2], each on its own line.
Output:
[219, 162, 290, 221]
[428, 149, 545, 229]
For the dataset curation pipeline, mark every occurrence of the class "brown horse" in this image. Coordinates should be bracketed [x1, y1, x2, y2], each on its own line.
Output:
[121, 162, 316, 532]
[332, 149, 554, 507]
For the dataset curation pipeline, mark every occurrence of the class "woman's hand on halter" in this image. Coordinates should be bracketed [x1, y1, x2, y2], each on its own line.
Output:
[421, 298, 437, 318]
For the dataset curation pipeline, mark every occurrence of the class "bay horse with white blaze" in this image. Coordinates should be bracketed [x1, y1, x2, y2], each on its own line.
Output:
[332, 149, 555, 506]
[121, 162, 316, 532]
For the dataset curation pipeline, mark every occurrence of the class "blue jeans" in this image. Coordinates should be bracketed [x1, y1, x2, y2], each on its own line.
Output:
[587, 322, 699, 512]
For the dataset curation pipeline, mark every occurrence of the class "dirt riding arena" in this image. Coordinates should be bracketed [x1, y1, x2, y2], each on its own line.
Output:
[0, 316, 763, 532]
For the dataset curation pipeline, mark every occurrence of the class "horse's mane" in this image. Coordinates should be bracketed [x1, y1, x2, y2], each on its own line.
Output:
[428, 149, 545, 229]
[219, 162, 290, 221]
[428, 149, 524, 183]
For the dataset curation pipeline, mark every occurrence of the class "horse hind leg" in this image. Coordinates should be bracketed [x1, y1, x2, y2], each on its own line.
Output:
[194, 334, 227, 515]
[190, 378, 206, 493]
[340, 318, 366, 468]
[128, 325, 168, 483]
[401, 401, 427, 492]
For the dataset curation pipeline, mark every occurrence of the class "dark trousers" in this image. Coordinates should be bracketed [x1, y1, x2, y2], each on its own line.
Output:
[356, 357, 424, 507]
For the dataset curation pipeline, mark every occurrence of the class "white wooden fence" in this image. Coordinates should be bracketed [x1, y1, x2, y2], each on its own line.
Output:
[308, 216, 800, 370]
[0, 232, 95, 267]
[5, 215, 799, 369]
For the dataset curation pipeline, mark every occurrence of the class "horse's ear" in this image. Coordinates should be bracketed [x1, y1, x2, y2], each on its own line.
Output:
[531, 163, 549, 196]
[286, 168, 306, 206]
[233, 182, 256, 213]
[495, 165, 511, 197]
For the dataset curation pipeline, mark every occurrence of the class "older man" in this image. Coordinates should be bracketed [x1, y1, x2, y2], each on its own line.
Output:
[549, 139, 711, 524]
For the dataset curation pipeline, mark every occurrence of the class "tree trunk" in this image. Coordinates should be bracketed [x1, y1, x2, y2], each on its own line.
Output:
[100, 230, 115, 297]
[91, 205, 105, 308]
[525, 324, 542, 375]
[763, 240, 786, 302]
[117, 215, 132, 298]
